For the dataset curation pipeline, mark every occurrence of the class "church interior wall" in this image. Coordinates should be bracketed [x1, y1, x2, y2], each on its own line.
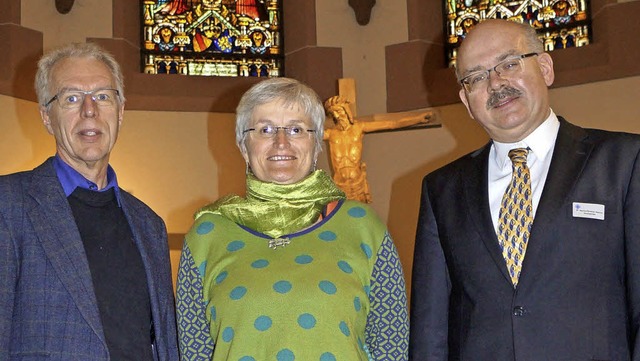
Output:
[2, 0, 639, 291]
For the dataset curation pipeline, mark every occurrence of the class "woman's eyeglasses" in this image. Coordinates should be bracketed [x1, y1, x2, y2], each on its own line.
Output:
[243, 125, 316, 139]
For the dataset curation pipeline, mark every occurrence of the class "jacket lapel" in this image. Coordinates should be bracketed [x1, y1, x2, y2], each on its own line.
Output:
[464, 143, 514, 284]
[518, 118, 592, 285]
[121, 197, 158, 305]
[26, 160, 107, 348]
[120, 194, 166, 357]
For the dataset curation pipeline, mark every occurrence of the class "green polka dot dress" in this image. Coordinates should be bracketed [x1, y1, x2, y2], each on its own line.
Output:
[177, 200, 408, 360]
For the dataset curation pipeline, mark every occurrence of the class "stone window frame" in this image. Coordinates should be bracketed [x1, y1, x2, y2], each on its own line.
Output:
[3, 0, 639, 113]
[385, 0, 640, 112]
[1, 0, 342, 113]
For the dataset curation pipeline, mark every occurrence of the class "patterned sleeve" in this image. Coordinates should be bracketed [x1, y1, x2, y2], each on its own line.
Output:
[176, 242, 215, 360]
[365, 232, 410, 360]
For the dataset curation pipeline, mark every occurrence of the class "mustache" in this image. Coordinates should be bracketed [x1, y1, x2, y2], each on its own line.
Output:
[486, 87, 522, 109]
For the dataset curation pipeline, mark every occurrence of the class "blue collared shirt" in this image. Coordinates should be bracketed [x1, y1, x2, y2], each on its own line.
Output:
[53, 154, 123, 207]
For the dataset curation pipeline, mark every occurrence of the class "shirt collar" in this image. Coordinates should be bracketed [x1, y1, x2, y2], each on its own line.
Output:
[53, 154, 123, 206]
[492, 109, 560, 169]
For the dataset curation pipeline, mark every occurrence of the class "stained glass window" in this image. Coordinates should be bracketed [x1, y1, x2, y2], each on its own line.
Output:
[445, 0, 591, 67]
[142, 0, 282, 77]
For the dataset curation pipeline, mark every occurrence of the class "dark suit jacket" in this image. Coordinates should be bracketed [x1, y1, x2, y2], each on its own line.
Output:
[0, 158, 179, 360]
[409, 118, 640, 361]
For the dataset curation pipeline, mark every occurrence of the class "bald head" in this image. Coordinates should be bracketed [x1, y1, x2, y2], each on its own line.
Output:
[454, 19, 555, 143]
[456, 20, 543, 80]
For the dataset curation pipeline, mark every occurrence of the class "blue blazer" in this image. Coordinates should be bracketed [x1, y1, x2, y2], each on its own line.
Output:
[410, 118, 640, 361]
[0, 158, 179, 360]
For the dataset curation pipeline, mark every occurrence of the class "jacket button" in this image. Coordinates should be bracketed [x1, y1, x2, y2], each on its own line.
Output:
[513, 306, 525, 317]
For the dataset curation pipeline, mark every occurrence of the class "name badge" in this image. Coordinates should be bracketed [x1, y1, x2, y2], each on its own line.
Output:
[572, 202, 605, 220]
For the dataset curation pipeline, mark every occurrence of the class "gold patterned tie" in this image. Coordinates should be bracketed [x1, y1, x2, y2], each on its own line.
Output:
[497, 148, 533, 287]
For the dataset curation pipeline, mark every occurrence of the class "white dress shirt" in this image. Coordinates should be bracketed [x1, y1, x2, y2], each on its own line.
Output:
[488, 110, 560, 233]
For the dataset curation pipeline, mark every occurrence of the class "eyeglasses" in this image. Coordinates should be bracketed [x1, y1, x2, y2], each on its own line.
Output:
[243, 125, 316, 139]
[459, 53, 539, 93]
[45, 88, 120, 109]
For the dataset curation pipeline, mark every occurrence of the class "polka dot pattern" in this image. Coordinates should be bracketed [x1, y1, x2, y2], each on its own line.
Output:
[254, 315, 272, 331]
[251, 259, 269, 268]
[295, 254, 313, 264]
[337, 260, 353, 274]
[215, 271, 228, 284]
[318, 280, 337, 295]
[276, 349, 295, 361]
[318, 231, 337, 241]
[297, 313, 316, 329]
[227, 240, 245, 252]
[361, 243, 373, 259]
[229, 286, 247, 300]
[353, 297, 361, 312]
[273, 280, 292, 294]
[177, 201, 408, 360]
[320, 352, 336, 361]
[347, 206, 366, 218]
[339, 321, 350, 336]
[198, 261, 207, 277]
[222, 327, 234, 342]
[196, 221, 214, 235]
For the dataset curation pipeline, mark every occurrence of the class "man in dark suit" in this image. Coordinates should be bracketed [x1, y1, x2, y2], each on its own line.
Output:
[0, 43, 179, 360]
[409, 19, 640, 360]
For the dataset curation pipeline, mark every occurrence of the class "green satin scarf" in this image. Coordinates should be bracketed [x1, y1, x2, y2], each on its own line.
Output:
[196, 170, 346, 238]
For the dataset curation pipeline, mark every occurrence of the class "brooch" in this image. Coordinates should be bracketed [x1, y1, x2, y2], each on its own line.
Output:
[268, 237, 290, 249]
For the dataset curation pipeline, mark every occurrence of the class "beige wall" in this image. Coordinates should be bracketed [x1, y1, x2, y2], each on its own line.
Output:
[4, 0, 640, 289]
[21, 0, 112, 51]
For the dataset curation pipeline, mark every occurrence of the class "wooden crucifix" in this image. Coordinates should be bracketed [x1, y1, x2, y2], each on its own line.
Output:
[323, 78, 440, 203]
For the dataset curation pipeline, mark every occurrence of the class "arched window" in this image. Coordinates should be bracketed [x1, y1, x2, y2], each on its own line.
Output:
[141, 0, 283, 77]
[444, 0, 591, 66]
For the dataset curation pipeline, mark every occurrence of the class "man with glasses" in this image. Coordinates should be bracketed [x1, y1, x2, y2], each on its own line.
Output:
[410, 19, 640, 360]
[0, 43, 179, 360]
